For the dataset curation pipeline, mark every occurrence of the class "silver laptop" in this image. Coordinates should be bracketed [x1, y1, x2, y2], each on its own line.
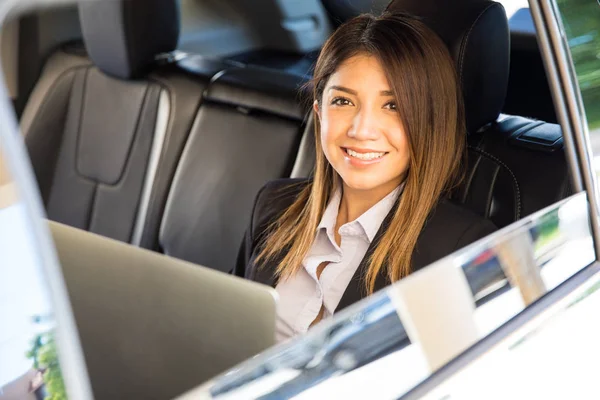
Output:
[49, 221, 277, 399]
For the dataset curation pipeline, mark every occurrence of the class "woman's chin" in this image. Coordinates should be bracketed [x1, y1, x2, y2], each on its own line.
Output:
[340, 177, 381, 192]
[339, 172, 405, 194]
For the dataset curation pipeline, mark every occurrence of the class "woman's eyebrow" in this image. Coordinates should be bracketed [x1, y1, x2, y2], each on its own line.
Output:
[329, 85, 357, 95]
[329, 85, 394, 96]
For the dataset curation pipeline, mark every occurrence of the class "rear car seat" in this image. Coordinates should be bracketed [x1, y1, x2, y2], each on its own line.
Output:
[21, 0, 230, 245]
[157, 66, 312, 272]
[22, 0, 314, 272]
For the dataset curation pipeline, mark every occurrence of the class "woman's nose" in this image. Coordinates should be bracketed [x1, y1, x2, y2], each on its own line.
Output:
[347, 108, 380, 140]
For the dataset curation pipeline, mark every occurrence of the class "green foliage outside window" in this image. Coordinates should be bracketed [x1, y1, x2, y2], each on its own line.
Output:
[557, 0, 600, 130]
[26, 330, 67, 400]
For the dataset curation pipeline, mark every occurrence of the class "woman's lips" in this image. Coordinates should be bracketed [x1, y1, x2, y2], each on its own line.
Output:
[341, 147, 388, 167]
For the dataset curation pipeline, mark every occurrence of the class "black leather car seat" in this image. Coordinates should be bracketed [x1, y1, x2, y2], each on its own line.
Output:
[22, 0, 315, 272]
[157, 65, 312, 272]
[22, 0, 229, 245]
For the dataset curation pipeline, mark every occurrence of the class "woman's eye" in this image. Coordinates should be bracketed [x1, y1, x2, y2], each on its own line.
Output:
[331, 97, 352, 106]
[384, 101, 397, 111]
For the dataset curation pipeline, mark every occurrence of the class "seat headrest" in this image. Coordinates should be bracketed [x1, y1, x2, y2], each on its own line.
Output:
[387, 0, 509, 133]
[321, 0, 390, 25]
[78, 0, 180, 80]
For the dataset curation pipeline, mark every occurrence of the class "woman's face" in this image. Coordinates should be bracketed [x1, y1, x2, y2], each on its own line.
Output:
[315, 54, 410, 195]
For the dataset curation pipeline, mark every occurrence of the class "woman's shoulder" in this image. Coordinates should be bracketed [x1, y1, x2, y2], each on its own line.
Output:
[257, 178, 310, 200]
[254, 178, 310, 210]
[249, 178, 310, 236]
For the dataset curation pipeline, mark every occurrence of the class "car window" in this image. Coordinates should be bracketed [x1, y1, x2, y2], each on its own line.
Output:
[497, 0, 529, 18]
[1, 0, 598, 399]
[180, 191, 594, 399]
[405, 262, 600, 400]
[0, 154, 91, 399]
[0, 14, 93, 397]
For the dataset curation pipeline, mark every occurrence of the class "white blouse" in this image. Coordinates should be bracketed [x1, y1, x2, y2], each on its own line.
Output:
[274, 185, 403, 343]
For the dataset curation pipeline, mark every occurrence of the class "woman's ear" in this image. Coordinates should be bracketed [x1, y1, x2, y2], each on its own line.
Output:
[313, 100, 321, 120]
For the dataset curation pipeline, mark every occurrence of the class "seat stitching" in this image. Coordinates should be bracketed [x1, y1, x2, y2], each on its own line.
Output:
[74, 68, 92, 181]
[467, 145, 522, 221]
[109, 84, 151, 186]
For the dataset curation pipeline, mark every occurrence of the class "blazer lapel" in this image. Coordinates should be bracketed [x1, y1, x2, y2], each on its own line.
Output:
[254, 190, 402, 311]
[254, 214, 392, 306]
[335, 203, 397, 312]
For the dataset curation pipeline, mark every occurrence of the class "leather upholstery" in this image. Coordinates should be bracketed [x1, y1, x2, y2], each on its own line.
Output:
[25, 65, 162, 242]
[386, 0, 510, 133]
[134, 62, 213, 250]
[454, 116, 571, 228]
[20, 49, 92, 136]
[23, 48, 240, 246]
[159, 67, 308, 272]
[78, 0, 180, 79]
[290, 113, 317, 178]
[321, 0, 390, 26]
[23, 53, 89, 205]
[24, 0, 243, 248]
[203, 67, 307, 120]
[24, 0, 314, 274]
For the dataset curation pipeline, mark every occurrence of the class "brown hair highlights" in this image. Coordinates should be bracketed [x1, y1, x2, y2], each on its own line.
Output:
[256, 12, 465, 294]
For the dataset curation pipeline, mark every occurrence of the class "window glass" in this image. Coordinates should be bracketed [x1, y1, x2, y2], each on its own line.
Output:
[0, 0, 595, 399]
[411, 267, 600, 400]
[0, 2, 92, 396]
[0, 155, 68, 399]
[498, 0, 530, 17]
[179, 192, 595, 399]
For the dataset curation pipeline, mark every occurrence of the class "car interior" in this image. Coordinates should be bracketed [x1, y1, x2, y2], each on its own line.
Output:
[2, 0, 578, 397]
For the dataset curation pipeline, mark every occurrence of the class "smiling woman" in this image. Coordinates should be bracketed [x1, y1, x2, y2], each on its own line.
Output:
[235, 11, 497, 343]
[317, 55, 410, 195]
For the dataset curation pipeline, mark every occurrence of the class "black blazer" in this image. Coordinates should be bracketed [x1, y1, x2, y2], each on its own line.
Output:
[235, 178, 496, 312]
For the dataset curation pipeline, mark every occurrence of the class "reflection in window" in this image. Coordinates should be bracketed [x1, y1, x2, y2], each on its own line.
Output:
[190, 193, 594, 400]
[0, 155, 67, 399]
[418, 270, 600, 399]
[0, 152, 17, 209]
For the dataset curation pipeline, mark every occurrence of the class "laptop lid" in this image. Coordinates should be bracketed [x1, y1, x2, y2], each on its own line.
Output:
[49, 221, 277, 399]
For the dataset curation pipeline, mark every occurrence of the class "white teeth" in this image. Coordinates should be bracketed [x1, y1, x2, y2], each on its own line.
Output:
[346, 149, 385, 160]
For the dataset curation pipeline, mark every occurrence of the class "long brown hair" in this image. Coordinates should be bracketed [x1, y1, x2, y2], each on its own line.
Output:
[256, 12, 466, 294]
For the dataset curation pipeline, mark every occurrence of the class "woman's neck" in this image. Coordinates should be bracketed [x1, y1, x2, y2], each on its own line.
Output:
[337, 181, 401, 226]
